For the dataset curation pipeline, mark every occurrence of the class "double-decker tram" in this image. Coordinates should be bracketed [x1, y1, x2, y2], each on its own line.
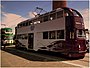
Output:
[1, 28, 14, 46]
[15, 7, 87, 58]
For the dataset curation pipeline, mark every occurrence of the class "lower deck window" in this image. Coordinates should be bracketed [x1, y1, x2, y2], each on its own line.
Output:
[43, 32, 48, 39]
[57, 30, 64, 39]
[17, 34, 27, 39]
[43, 30, 64, 39]
[49, 31, 55, 39]
[77, 29, 85, 38]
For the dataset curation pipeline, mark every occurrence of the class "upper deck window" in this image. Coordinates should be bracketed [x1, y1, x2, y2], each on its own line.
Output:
[28, 21, 32, 25]
[70, 9, 82, 17]
[72, 11, 79, 16]
[43, 15, 49, 22]
[23, 23, 26, 26]
[38, 16, 43, 23]
[50, 13, 56, 20]
[57, 11, 63, 18]
[26, 22, 28, 26]
[64, 10, 73, 16]
[20, 24, 23, 27]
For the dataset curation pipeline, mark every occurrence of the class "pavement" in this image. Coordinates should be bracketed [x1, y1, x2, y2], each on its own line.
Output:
[1, 45, 89, 68]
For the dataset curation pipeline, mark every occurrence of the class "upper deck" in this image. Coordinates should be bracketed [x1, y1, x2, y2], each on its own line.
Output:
[16, 7, 84, 34]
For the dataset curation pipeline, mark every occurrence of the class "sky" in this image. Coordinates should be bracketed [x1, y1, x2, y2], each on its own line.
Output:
[1, 1, 89, 34]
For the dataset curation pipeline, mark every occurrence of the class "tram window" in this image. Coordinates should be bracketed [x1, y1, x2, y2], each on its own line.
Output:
[64, 10, 73, 16]
[17, 35, 20, 39]
[78, 30, 82, 35]
[43, 32, 48, 39]
[77, 30, 85, 38]
[57, 30, 64, 39]
[20, 24, 22, 27]
[71, 9, 80, 17]
[70, 32, 74, 39]
[23, 23, 25, 26]
[22, 35, 25, 39]
[49, 31, 55, 39]
[50, 13, 56, 20]
[37, 21, 40, 24]
[64, 13, 69, 16]
[38, 17, 43, 23]
[28, 21, 32, 25]
[19, 35, 21, 39]
[57, 11, 63, 18]
[73, 11, 79, 16]
[24, 35, 26, 39]
[18, 24, 20, 28]
[26, 22, 28, 26]
[23, 34, 27, 39]
[34, 22, 37, 24]
[6, 29, 12, 32]
[44, 15, 48, 22]
[18, 24, 21, 28]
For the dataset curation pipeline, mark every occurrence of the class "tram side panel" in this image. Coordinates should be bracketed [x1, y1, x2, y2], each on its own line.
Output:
[34, 17, 66, 51]
[16, 17, 65, 51]
[35, 18, 65, 32]
[16, 26, 33, 49]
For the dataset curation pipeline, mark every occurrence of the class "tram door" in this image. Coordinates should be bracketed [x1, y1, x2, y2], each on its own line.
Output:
[28, 33, 34, 49]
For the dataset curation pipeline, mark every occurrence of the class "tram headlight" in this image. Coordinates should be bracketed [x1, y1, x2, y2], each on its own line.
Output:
[79, 45, 81, 50]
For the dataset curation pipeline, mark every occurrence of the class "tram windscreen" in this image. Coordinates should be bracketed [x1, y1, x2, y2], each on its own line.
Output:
[6, 29, 12, 32]
[77, 29, 85, 38]
[70, 9, 82, 17]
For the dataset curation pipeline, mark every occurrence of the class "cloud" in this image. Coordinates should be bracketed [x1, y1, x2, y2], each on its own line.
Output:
[1, 11, 38, 34]
[1, 12, 28, 33]
[28, 12, 37, 18]
[2, 12, 28, 27]
[80, 9, 89, 30]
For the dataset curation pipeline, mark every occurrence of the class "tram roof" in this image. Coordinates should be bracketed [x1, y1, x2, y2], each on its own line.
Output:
[17, 7, 80, 25]
[1, 28, 12, 30]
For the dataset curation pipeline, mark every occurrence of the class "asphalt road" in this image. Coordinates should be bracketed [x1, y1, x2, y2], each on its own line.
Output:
[1, 45, 89, 67]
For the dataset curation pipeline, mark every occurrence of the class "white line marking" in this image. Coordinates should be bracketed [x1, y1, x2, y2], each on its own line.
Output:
[61, 61, 88, 68]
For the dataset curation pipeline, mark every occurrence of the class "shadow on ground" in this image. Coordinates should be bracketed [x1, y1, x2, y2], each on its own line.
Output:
[1, 46, 82, 62]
